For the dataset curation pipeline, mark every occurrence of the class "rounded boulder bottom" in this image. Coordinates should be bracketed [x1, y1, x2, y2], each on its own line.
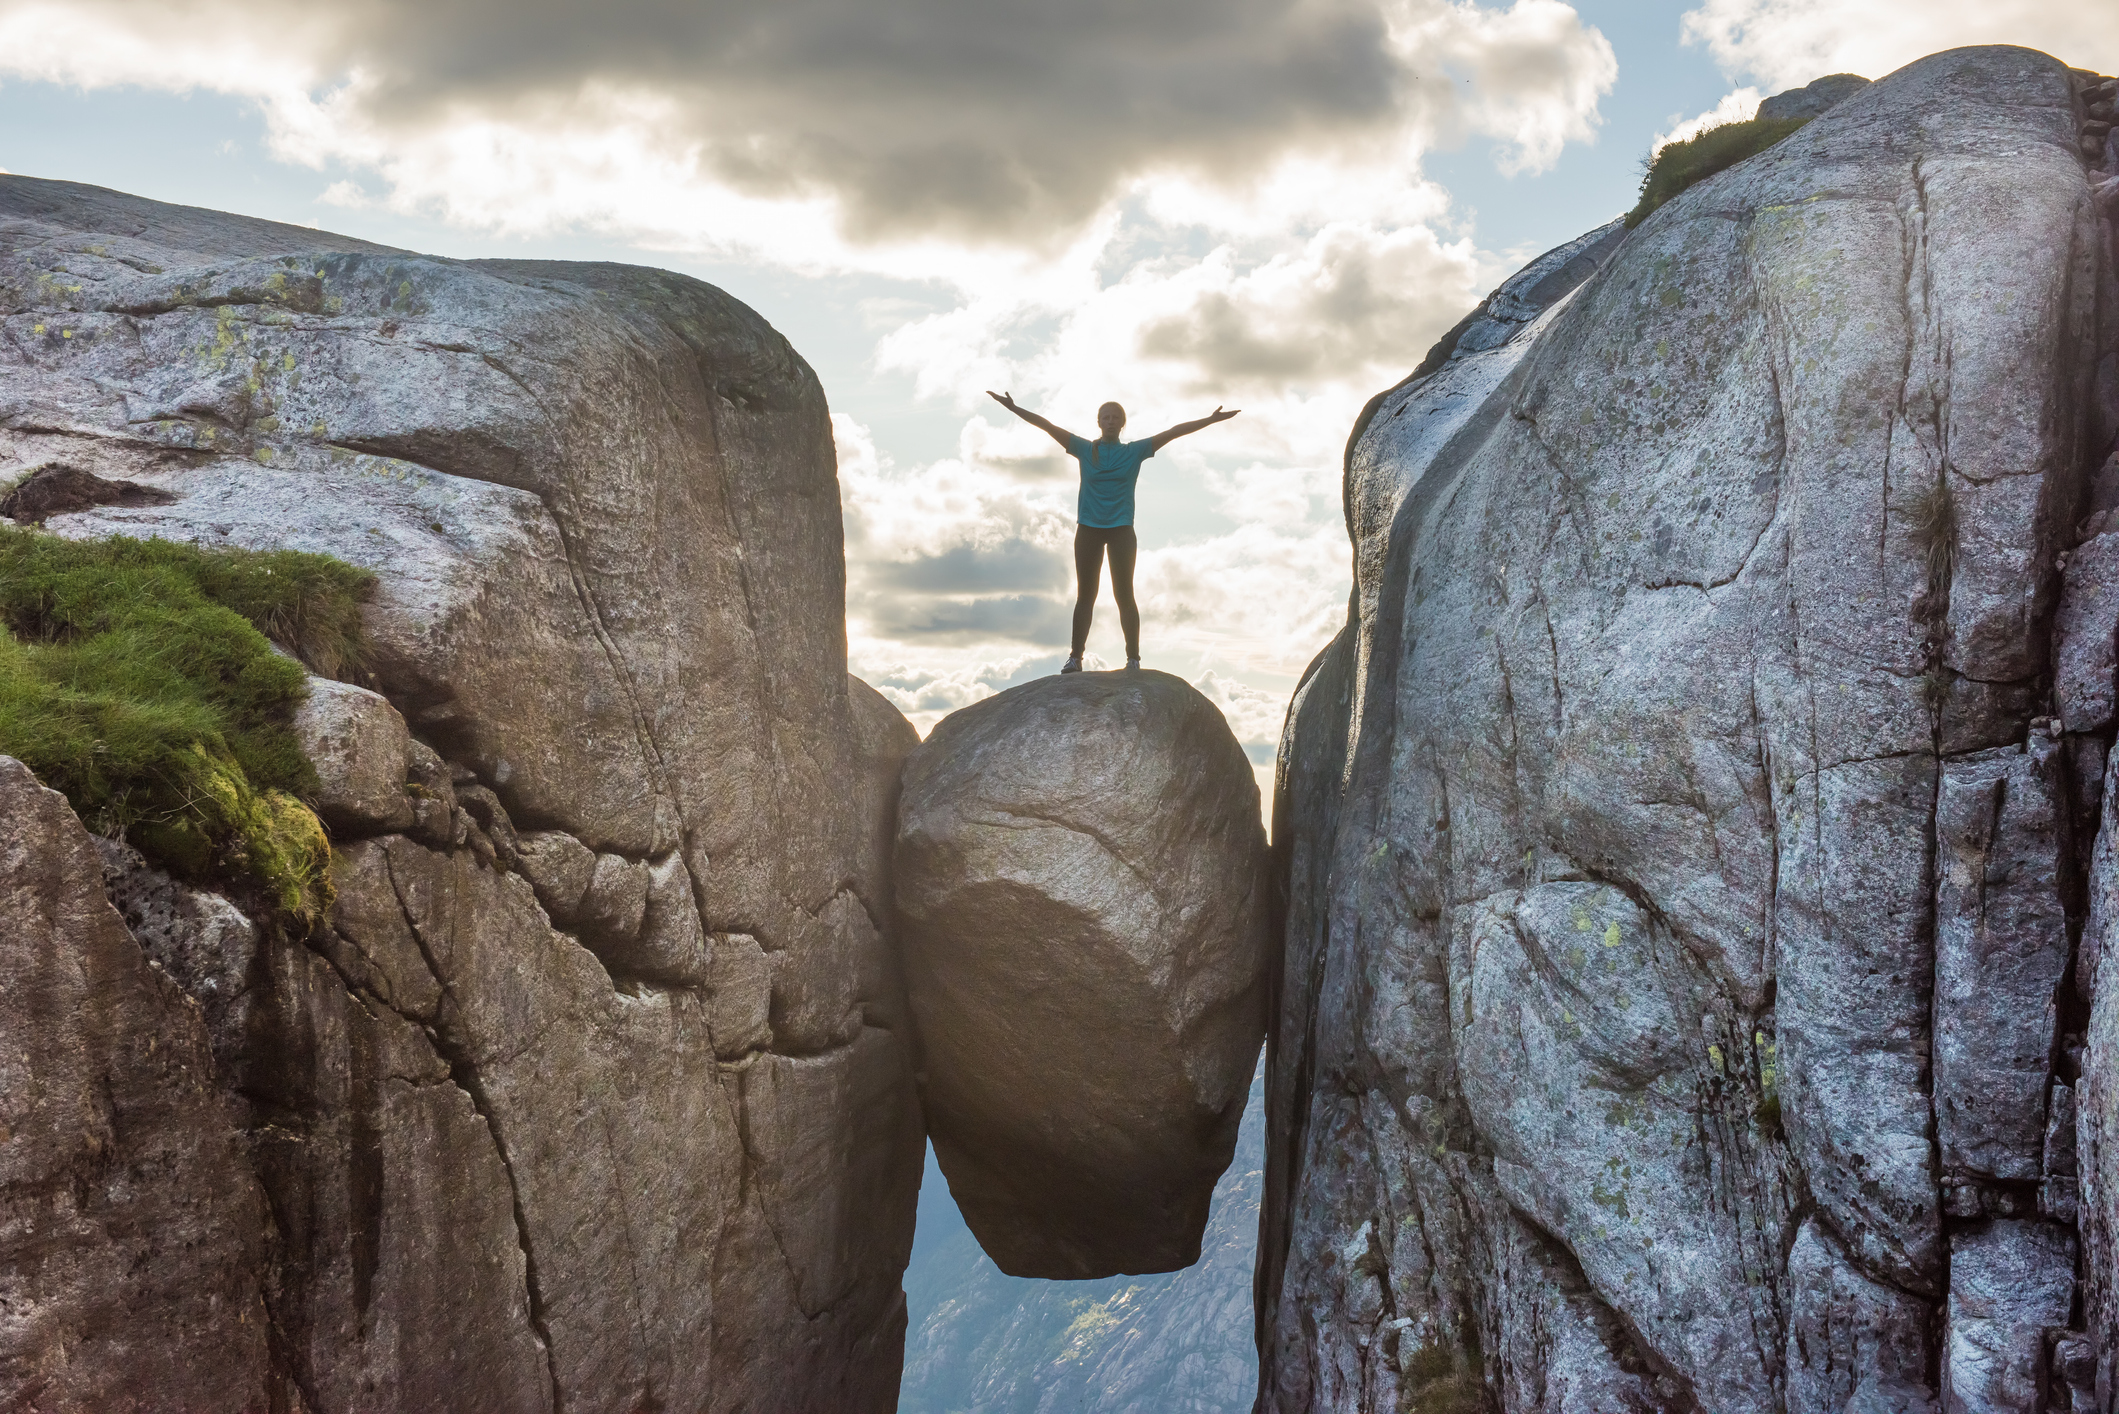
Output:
[894, 670, 1270, 1278]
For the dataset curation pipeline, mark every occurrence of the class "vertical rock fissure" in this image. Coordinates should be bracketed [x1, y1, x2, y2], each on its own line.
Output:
[532, 498, 682, 814]
[695, 388, 772, 692]
[1904, 161, 1956, 1335]
[429, 349, 668, 816]
[1882, 156, 1955, 1331]
[1259, 914, 1332, 1360]
[379, 849, 566, 1414]
[1749, 674, 1782, 989]
[251, 1124, 330, 1414]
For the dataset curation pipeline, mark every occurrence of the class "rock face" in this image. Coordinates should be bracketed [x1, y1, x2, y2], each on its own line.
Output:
[1262, 48, 2119, 1410]
[0, 759, 277, 1411]
[293, 677, 419, 836]
[1755, 72, 1871, 123]
[895, 670, 1269, 1279]
[0, 177, 922, 1410]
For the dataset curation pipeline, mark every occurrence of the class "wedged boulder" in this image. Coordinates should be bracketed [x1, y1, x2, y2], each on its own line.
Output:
[895, 670, 1269, 1279]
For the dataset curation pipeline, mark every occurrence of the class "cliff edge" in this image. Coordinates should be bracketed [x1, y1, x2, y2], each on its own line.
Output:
[1263, 46, 2119, 1411]
[0, 176, 921, 1412]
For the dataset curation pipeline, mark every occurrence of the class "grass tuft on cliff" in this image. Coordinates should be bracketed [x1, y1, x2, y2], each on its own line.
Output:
[1625, 116, 1812, 228]
[0, 526, 375, 922]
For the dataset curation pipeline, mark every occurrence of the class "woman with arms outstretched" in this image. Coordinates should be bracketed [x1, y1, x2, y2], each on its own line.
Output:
[987, 391, 1238, 673]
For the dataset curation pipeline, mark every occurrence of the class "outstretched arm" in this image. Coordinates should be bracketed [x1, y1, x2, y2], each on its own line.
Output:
[987, 390, 1078, 450]
[1147, 405, 1240, 451]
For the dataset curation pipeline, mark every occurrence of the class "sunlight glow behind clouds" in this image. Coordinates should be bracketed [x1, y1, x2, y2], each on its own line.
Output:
[1680, 0, 2119, 93]
[0, 0, 1623, 762]
[7, 0, 2112, 770]
[0, 0, 1614, 268]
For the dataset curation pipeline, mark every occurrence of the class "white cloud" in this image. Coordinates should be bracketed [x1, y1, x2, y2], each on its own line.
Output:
[858, 654, 1059, 739]
[1680, 0, 2119, 93]
[1194, 671, 1298, 761]
[873, 210, 1484, 468]
[0, 0, 1615, 280]
[1397, 0, 1618, 175]
[1653, 87, 1765, 152]
[1133, 222, 1484, 389]
[1134, 523, 1352, 679]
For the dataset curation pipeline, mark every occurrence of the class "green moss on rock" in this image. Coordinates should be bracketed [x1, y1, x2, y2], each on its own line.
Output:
[0, 526, 375, 921]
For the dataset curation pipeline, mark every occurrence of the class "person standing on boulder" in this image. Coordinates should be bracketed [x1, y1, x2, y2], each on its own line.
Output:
[986, 391, 1239, 673]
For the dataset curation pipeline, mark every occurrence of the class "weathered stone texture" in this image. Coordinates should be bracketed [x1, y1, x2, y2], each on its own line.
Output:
[1783, 1219, 1933, 1414]
[2058, 63, 2119, 1414]
[2056, 511, 2119, 733]
[0, 757, 277, 1411]
[319, 833, 921, 1408]
[2081, 743, 2119, 1406]
[1941, 1220, 2076, 1412]
[1263, 47, 2113, 1410]
[0, 177, 924, 1410]
[1755, 72, 1871, 123]
[1933, 741, 2071, 1184]
[896, 670, 1269, 1279]
[293, 676, 417, 836]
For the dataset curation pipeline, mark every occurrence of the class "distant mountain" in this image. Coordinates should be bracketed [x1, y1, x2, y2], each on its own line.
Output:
[898, 1066, 1264, 1414]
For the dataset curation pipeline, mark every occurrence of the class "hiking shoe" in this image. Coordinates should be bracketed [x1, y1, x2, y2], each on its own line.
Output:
[1126, 656, 1141, 670]
[1060, 655, 1082, 674]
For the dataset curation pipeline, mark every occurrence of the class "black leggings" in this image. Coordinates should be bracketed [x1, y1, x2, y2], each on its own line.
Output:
[1072, 525, 1139, 658]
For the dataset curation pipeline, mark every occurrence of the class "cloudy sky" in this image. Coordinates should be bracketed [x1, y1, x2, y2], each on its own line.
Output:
[4, 0, 2115, 801]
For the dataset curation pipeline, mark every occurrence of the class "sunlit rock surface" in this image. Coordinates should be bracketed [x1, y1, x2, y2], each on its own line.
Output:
[895, 669, 1270, 1279]
[0, 176, 922, 1411]
[1261, 47, 2119, 1410]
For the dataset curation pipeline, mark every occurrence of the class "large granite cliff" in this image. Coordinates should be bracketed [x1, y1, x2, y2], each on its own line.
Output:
[0, 176, 922, 1411]
[1263, 47, 2119, 1411]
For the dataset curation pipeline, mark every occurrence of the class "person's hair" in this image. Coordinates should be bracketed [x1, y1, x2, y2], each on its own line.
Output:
[1098, 401, 1125, 422]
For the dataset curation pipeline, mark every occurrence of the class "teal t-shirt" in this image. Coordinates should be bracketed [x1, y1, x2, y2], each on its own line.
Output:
[1066, 435, 1156, 528]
